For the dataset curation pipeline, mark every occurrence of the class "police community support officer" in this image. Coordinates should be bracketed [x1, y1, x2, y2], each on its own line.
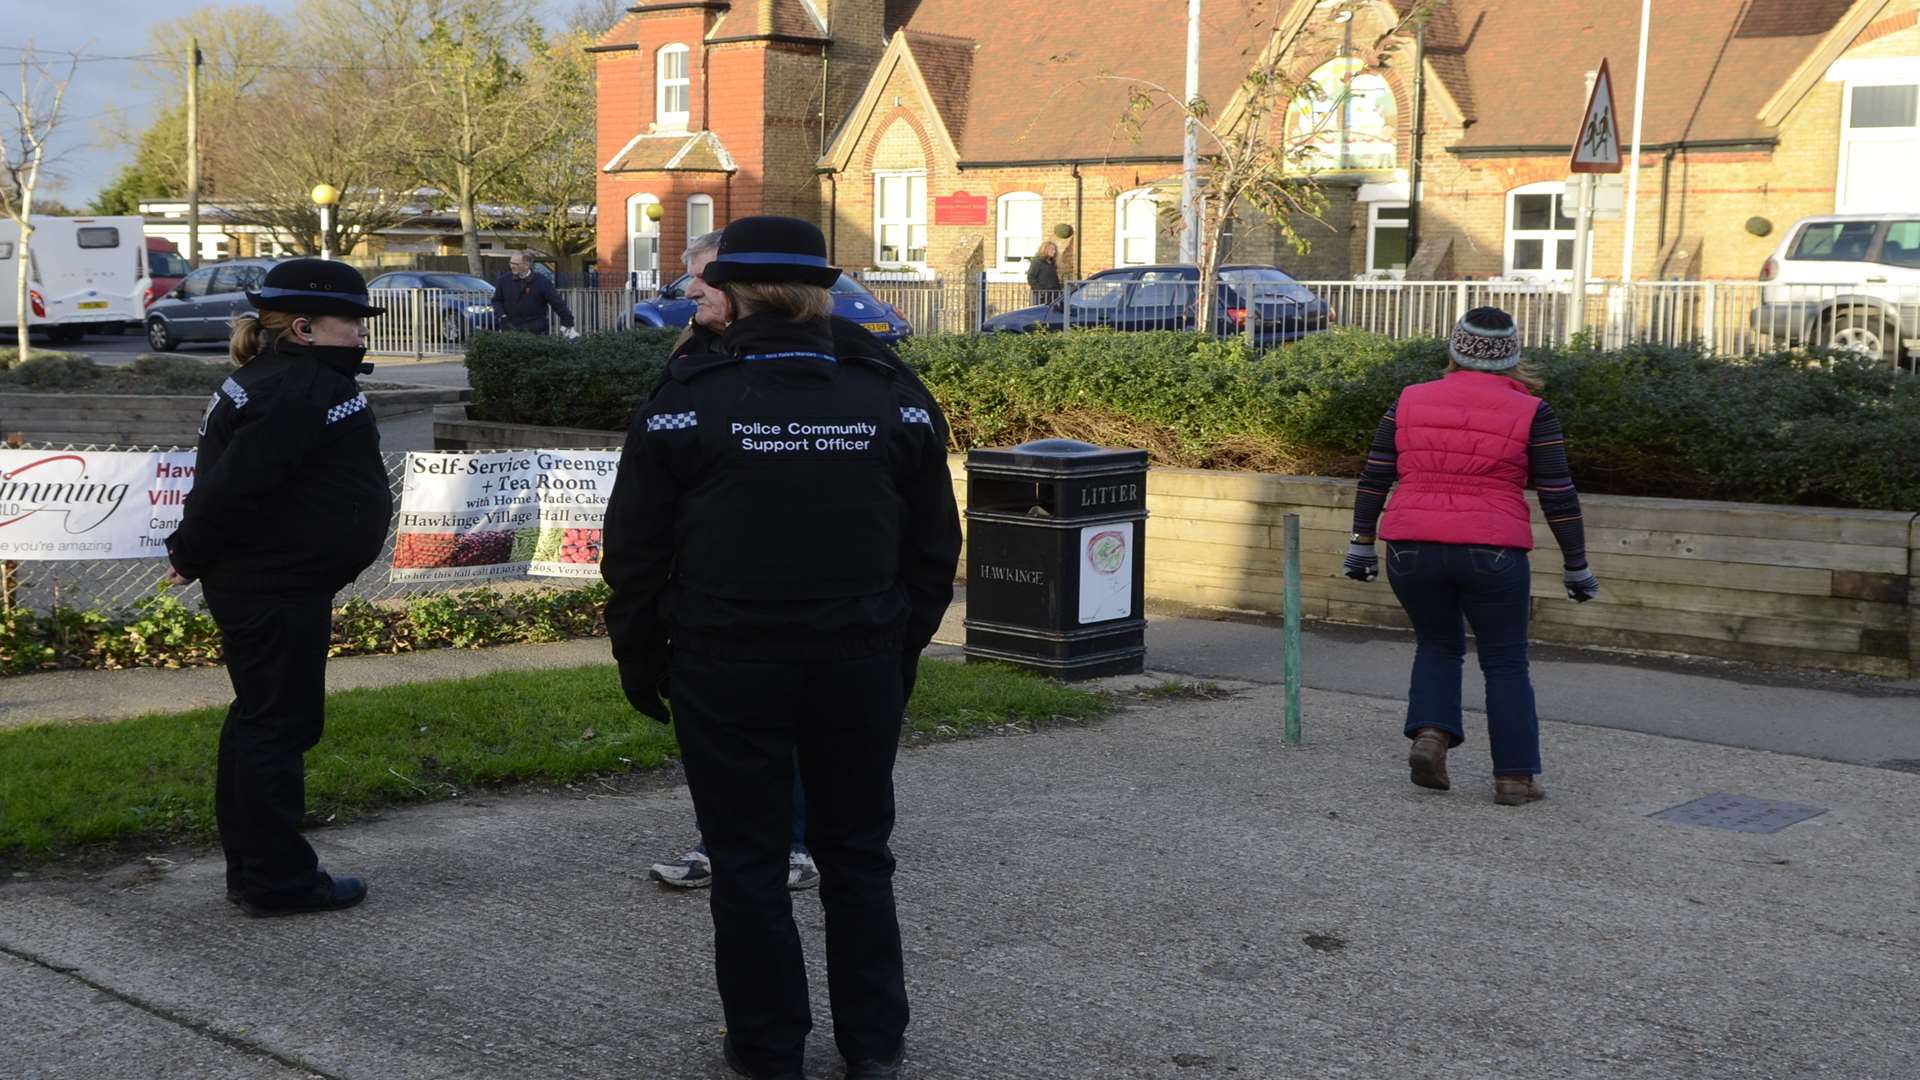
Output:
[601, 216, 962, 1080]
[165, 258, 392, 918]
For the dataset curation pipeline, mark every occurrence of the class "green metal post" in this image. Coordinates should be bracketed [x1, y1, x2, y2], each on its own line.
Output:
[1283, 513, 1303, 743]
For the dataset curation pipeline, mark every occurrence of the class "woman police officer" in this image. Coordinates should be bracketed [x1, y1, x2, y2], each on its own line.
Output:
[165, 258, 392, 917]
[602, 216, 962, 1080]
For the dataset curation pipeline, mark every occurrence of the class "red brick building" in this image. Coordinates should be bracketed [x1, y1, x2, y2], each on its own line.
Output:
[813, 0, 1920, 283]
[591, 0, 905, 284]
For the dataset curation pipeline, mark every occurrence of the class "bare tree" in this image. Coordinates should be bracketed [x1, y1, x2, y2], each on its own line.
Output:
[500, 33, 599, 271]
[566, 0, 629, 35]
[1116, 1, 1439, 327]
[0, 48, 80, 367]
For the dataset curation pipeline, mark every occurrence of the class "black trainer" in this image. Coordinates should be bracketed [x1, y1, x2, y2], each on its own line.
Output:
[236, 874, 367, 918]
[723, 1037, 803, 1080]
[845, 1045, 905, 1079]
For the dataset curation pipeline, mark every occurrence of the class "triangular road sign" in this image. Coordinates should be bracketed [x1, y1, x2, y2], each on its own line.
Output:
[1570, 59, 1623, 174]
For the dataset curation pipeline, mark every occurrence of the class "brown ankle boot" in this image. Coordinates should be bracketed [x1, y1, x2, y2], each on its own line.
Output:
[1408, 728, 1451, 791]
[1494, 775, 1546, 805]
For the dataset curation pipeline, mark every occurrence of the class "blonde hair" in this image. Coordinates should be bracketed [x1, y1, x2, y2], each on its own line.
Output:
[230, 310, 299, 365]
[1034, 241, 1058, 260]
[724, 281, 833, 321]
[1446, 358, 1544, 392]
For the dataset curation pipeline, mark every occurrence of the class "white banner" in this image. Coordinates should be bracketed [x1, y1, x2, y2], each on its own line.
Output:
[391, 450, 618, 583]
[0, 449, 197, 560]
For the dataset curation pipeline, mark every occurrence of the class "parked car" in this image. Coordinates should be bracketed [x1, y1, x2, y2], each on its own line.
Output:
[1751, 214, 1920, 367]
[144, 258, 283, 351]
[632, 272, 914, 344]
[981, 264, 1332, 346]
[0, 216, 149, 343]
[366, 271, 500, 342]
[145, 237, 189, 307]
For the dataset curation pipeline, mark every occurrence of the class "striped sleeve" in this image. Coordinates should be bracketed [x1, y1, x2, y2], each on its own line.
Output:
[1528, 400, 1588, 570]
[1348, 407, 1399, 542]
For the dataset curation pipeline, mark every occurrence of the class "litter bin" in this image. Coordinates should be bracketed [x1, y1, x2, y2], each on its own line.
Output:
[962, 439, 1147, 680]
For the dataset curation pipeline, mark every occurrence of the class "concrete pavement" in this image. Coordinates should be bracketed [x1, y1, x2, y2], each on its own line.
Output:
[4, 679, 1917, 1079]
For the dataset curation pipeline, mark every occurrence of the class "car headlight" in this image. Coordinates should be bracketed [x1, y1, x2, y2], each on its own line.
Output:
[466, 305, 491, 315]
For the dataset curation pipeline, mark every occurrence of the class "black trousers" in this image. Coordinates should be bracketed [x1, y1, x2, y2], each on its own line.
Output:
[671, 649, 908, 1074]
[204, 588, 333, 901]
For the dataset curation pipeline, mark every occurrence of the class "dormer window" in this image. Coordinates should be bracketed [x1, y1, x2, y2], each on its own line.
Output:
[657, 44, 691, 129]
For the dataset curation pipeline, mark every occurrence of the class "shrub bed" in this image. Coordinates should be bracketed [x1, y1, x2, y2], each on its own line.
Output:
[0, 353, 238, 395]
[462, 327, 1920, 511]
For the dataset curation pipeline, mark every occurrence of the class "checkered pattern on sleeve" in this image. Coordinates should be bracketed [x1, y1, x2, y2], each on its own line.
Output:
[220, 377, 249, 409]
[647, 410, 698, 432]
[325, 393, 369, 425]
[900, 406, 932, 427]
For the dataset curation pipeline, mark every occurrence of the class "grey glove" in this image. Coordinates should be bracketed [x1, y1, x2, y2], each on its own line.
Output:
[1343, 542, 1379, 583]
[1564, 566, 1600, 603]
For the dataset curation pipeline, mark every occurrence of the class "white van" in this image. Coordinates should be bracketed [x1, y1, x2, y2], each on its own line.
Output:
[0, 216, 149, 343]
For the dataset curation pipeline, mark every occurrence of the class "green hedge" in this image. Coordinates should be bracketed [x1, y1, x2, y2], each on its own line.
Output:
[464, 328, 677, 431]
[0, 353, 237, 395]
[462, 327, 1920, 511]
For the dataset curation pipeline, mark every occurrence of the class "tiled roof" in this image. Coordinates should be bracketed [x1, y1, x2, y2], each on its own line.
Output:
[709, 0, 828, 40]
[1438, 0, 1853, 150]
[605, 131, 738, 173]
[893, 0, 1284, 162]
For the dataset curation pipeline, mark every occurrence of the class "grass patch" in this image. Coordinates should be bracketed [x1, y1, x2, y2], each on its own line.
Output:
[0, 659, 1109, 863]
[1134, 679, 1230, 701]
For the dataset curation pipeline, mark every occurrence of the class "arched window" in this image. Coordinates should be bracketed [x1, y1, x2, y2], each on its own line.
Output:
[1503, 181, 1578, 280]
[686, 194, 714, 240]
[627, 192, 660, 286]
[996, 192, 1043, 271]
[1114, 189, 1159, 266]
[657, 44, 691, 129]
[1293, 57, 1397, 170]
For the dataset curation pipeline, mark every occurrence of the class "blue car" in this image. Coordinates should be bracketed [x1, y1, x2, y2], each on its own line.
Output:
[366, 272, 499, 342]
[633, 272, 913, 344]
[981, 264, 1331, 347]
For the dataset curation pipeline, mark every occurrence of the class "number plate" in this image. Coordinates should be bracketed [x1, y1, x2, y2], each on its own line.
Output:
[78, 301, 109, 310]
[861, 321, 892, 332]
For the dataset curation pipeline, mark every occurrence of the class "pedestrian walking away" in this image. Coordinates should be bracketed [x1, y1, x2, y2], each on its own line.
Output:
[491, 251, 577, 336]
[1342, 306, 1599, 805]
[164, 258, 393, 916]
[602, 215, 962, 1080]
[1026, 239, 1065, 307]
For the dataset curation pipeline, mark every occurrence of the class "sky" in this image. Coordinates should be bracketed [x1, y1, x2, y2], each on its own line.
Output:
[7, 0, 575, 208]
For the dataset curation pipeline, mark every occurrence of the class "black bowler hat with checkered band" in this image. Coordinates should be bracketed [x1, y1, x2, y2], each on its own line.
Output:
[700, 216, 841, 289]
[246, 258, 386, 318]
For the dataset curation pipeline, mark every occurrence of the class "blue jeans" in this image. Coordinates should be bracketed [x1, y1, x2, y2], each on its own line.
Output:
[1385, 541, 1540, 776]
[696, 754, 808, 855]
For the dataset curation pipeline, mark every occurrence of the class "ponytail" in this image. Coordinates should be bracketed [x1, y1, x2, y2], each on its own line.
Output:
[229, 310, 297, 365]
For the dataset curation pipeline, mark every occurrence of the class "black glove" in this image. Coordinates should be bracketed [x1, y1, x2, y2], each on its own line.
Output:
[619, 658, 671, 724]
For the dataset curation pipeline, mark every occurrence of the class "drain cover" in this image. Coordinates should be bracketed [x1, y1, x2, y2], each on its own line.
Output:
[1649, 793, 1827, 834]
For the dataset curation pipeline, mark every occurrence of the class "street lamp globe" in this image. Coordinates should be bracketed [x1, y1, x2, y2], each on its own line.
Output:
[311, 183, 341, 207]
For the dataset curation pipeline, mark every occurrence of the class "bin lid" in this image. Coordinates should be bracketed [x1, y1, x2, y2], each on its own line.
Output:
[966, 438, 1149, 475]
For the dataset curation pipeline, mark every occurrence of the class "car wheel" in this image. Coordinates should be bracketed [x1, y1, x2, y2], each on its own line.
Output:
[147, 317, 179, 352]
[1826, 310, 1895, 365]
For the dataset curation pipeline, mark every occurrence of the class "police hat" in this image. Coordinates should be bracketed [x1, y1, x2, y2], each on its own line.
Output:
[700, 216, 841, 289]
[246, 258, 386, 318]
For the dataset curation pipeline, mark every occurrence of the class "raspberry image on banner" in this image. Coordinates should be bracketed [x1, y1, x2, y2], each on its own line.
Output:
[560, 528, 604, 565]
[450, 530, 515, 567]
[395, 532, 457, 569]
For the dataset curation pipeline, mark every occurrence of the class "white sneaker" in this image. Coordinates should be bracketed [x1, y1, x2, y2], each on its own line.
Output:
[649, 847, 712, 888]
[787, 849, 820, 891]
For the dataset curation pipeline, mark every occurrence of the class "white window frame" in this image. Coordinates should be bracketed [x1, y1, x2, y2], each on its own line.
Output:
[1115, 189, 1159, 267]
[656, 44, 691, 130]
[1836, 80, 1920, 214]
[627, 192, 660, 286]
[1366, 202, 1410, 278]
[686, 193, 714, 241]
[1503, 182, 1579, 281]
[995, 192, 1044, 273]
[873, 170, 927, 271]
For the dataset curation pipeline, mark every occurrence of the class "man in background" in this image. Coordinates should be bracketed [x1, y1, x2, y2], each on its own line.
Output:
[491, 251, 577, 337]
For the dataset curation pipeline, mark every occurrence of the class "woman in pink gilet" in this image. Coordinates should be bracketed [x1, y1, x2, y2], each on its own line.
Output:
[1343, 308, 1600, 805]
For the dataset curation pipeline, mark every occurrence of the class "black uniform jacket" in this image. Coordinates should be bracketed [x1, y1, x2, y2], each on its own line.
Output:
[167, 340, 392, 595]
[601, 313, 962, 682]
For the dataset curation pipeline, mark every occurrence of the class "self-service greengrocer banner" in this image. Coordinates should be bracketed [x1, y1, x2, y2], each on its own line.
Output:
[0, 449, 198, 560]
[391, 450, 617, 582]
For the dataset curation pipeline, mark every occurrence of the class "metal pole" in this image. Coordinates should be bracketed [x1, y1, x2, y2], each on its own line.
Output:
[1179, 0, 1201, 264]
[186, 36, 201, 269]
[320, 205, 334, 261]
[1568, 70, 1598, 345]
[1283, 512, 1302, 744]
[1621, 0, 1651, 282]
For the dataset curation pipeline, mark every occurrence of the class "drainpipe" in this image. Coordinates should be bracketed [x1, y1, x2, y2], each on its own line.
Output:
[827, 170, 839, 256]
[1656, 146, 1677, 260]
[1406, 25, 1426, 267]
[1071, 163, 1085, 279]
[820, 44, 831, 157]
